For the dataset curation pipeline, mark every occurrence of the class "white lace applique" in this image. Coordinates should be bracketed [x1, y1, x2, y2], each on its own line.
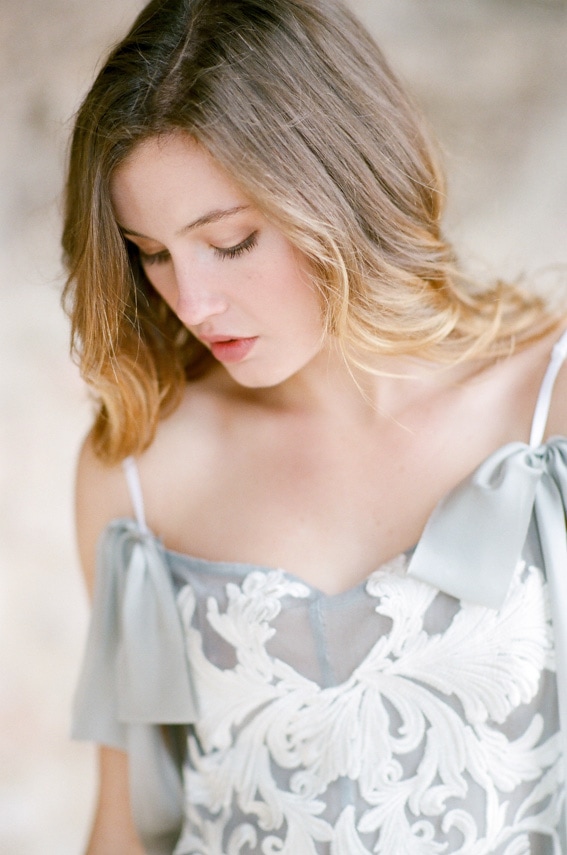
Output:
[173, 560, 563, 855]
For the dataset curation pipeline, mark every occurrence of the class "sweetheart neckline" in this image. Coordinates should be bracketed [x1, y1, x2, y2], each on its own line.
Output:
[154, 534, 417, 601]
[113, 436, 567, 602]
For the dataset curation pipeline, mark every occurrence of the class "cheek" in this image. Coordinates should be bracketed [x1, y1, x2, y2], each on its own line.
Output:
[263, 279, 324, 353]
[260, 242, 320, 313]
[280, 259, 324, 335]
[142, 264, 176, 307]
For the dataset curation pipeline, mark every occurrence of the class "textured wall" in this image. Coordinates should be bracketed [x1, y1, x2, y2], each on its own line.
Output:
[0, 1, 565, 852]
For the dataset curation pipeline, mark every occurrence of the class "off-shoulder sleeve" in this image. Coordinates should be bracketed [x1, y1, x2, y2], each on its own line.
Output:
[71, 518, 198, 853]
[72, 519, 198, 744]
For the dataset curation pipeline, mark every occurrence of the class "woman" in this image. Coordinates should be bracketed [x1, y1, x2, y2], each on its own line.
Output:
[64, 0, 567, 853]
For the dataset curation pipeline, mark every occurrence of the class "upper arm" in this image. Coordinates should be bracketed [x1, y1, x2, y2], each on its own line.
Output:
[75, 434, 133, 596]
[75, 437, 145, 853]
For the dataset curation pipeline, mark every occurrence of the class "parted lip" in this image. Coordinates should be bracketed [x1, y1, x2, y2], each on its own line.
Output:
[199, 333, 255, 344]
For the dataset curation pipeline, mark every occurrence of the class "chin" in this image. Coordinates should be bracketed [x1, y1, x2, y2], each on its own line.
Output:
[223, 362, 304, 390]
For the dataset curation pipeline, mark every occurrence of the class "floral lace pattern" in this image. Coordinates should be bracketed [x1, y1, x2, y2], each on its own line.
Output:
[172, 556, 563, 855]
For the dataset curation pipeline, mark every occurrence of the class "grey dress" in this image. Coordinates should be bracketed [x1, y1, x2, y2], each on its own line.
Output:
[73, 332, 567, 855]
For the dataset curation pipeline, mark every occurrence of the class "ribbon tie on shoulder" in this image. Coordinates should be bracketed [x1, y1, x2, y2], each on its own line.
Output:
[72, 519, 198, 750]
[407, 439, 567, 610]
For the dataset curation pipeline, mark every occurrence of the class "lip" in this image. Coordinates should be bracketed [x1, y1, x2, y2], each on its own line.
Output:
[201, 335, 258, 364]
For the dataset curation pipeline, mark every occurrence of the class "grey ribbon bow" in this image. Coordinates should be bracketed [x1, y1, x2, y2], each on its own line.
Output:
[72, 519, 198, 750]
[408, 437, 567, 850]
[407, 439, 567, 609]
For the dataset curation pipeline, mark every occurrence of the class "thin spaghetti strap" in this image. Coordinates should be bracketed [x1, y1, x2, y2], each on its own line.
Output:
[122, 456, 149, 533]
[529, 328, 567, 447]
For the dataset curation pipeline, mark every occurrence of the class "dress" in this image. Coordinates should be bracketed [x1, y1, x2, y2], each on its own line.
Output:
[73, 331, 567, 855]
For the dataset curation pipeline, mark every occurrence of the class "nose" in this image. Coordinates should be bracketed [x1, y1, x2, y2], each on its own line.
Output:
[173, 263, 228, 328]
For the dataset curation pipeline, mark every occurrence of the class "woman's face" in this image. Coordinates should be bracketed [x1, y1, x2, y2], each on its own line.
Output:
[111, 134, 325, 389]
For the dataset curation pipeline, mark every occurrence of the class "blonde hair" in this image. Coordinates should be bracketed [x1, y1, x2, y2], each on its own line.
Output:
[62, 0, 555, 463]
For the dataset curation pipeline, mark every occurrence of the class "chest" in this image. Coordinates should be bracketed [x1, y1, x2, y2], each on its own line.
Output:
[168, 547, 562, 853]
[157, 404, 529, 595]
[171, 541, 553, 690]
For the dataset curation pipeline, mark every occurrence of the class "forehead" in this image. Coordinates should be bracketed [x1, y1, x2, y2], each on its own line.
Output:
[110, 133, 248, 228]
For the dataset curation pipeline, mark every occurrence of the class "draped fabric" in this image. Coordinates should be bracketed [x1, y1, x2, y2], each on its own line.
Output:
[73, 315, 567, 855]
[72, 523, 196, 852]
[73, 435, 567, 854]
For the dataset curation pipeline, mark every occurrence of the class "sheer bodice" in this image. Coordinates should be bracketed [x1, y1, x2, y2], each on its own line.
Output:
[72, 332, 567, 854]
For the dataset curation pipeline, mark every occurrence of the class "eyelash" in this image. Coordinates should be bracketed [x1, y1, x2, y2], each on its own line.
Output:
[138, 249, 170, 266]
[138, 231, 259, 266]
[215, 231, 258, 260]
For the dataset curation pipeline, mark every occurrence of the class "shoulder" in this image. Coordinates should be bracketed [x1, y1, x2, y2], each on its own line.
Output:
[456, 320, 567, 449]
[543, 327, 567, 440]
[508, 318, 567, 442]
[135, 366, 233, 486]
[119, 365, 259, 543]
[75, 368, 237, 587]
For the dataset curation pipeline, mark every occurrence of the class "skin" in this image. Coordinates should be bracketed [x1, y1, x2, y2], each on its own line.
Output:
[78, 132, 567, 852]
[111, 134, 326, 391]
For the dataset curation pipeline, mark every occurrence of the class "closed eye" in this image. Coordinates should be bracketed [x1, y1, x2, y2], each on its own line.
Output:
[135, 230, 258, 265]
[138, 248, 171, 266]
[214, 231, 258, 261]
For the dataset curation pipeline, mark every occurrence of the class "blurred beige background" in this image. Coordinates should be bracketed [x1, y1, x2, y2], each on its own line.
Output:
[0, 1, 565, 852]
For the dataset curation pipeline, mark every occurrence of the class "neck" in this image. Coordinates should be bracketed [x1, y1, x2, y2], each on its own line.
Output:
[245, 338, 473, 427]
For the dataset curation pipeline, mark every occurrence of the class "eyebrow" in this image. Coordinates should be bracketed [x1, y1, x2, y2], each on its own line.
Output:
[118, 205, 250, 239]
